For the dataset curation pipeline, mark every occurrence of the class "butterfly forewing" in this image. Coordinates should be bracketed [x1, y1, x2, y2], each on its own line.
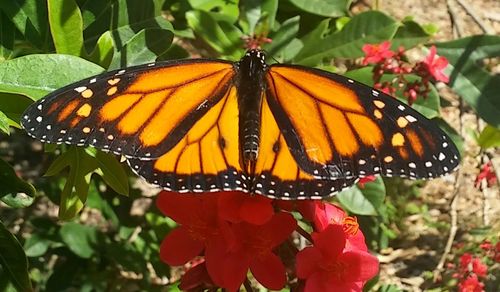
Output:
[22, 59, 235, 159]
[265, 65, 460, 181]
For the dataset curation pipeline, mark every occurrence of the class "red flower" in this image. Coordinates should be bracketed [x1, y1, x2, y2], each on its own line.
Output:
[474, 161, 497, 188]
[422, 45, 449, 83]
[357, 175, 376, 188]
[179, 259, 215, 291]
[157, 191, 222, 266]
[296, 225, 379, 292]
[218, 191, 274, 225]
[206, 212, 297, 291]
[458, 274, 485, 292]
[311, 201, 368, 252]
[471, 258, 488, 277]
[362, 41, 394, 65]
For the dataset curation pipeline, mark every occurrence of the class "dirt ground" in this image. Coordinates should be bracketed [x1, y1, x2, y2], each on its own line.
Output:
[353, 0, 500, 290]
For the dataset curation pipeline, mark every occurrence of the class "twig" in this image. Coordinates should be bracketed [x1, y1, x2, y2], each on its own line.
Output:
[295, 225, 313, 243]
[447, 0, 463, 38]
[433, 168, 461, 282]
[455, 0, 495, 34]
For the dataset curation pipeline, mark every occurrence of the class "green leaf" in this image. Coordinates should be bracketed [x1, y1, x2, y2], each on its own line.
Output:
[0, 111, 9, 134]
[109, 28, 173, 68]
[24, 234, 51, 257]
[186, 10, 243, 59]
[45, 147, 98, 220]
[0, 54, 104, 100]
[93, 151, 129, 196]
[0, 0, 50, 49]
[59, 222, 98, 258]
[264, 16, 300, 60]
[0, 157, 35, 200]
[188, 0, 240, 23]
[88, 31, 114, 68]
[434, 118, 464, 155]
[294, 11, 399, 66]
[435, 35, 500, 128]
[0, 11, 15, 61]
[0, 93, 32, 127]
[1, 193, 34, 209]
[47, 0, 84, 56]
[289, 0, 351, 17]
[337, 176, 386, 216]
[477, 125, 500, 149]
[391, 20, 431, 50]
[0, 221, 33, 292]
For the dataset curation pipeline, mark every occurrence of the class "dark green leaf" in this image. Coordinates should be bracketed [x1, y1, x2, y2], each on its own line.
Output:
[0, 157, 35, 200]
[337, 177, 386, 215]
[294, 11, 399, 66]
[186, 10, 243, 59]
[435, 35, 500, 128]
[0, 221, 33, 292]
[47, 0, 85, 56]
[109, 28, 173, 68]
[94, 151, 129, 196]
[0, 93, 32, 127]
[0, 54, 104, 100]
[60, 222, 97, 258]
[477, 125, 500, 149]
[391, 20, 431, 50]
[288, 0, 351, 17]
[0, 11, 15, 60]
[0, 0, 50, 49]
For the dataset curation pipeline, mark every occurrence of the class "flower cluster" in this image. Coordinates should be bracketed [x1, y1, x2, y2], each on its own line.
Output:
[362, 41, 449, 104]
[446, 239, 500, 292]
[474, 161, 497, 189]
[156, 191, 379, 291]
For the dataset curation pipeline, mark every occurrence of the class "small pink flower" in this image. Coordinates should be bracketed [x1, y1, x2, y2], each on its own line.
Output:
[362, 41, 394, 65]
[422, 46, 449, 83]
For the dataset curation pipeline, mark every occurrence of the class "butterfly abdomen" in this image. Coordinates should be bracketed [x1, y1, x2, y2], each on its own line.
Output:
[236, 50, 268, 164]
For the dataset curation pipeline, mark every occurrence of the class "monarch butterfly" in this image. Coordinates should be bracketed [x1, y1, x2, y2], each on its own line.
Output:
[22, 49, 460, 200]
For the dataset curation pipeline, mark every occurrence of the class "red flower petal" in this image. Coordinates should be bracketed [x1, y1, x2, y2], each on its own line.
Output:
[239, 195, 274, 225]
[312, 225, 346, 261]
[338, 250, 380, 282]
[160, 227, 204, 266]
[261, 212, 297, 245]
[296, 246, 323, 278]
[218, 191, 244, 223]
[313, 202, 346, 231]
[250, 252, 286, 290]
[179, 260, 214, 291]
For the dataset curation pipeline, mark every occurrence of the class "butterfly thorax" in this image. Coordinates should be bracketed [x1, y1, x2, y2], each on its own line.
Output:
[235, 50, 268, 171]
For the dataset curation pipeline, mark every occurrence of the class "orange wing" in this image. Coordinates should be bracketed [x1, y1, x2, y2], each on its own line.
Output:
[265, 65, 460, 181]
[127, 85, 247, 193]
[22, 60, 235, 159]
[252, 94, 357, 199]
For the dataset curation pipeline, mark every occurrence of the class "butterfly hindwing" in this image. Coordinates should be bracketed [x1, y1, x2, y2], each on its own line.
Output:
[127, 85, 249, 193]
[266, 64, 460, 180]
[252, 94, 357, 199]
[22, 59, 235, 159]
